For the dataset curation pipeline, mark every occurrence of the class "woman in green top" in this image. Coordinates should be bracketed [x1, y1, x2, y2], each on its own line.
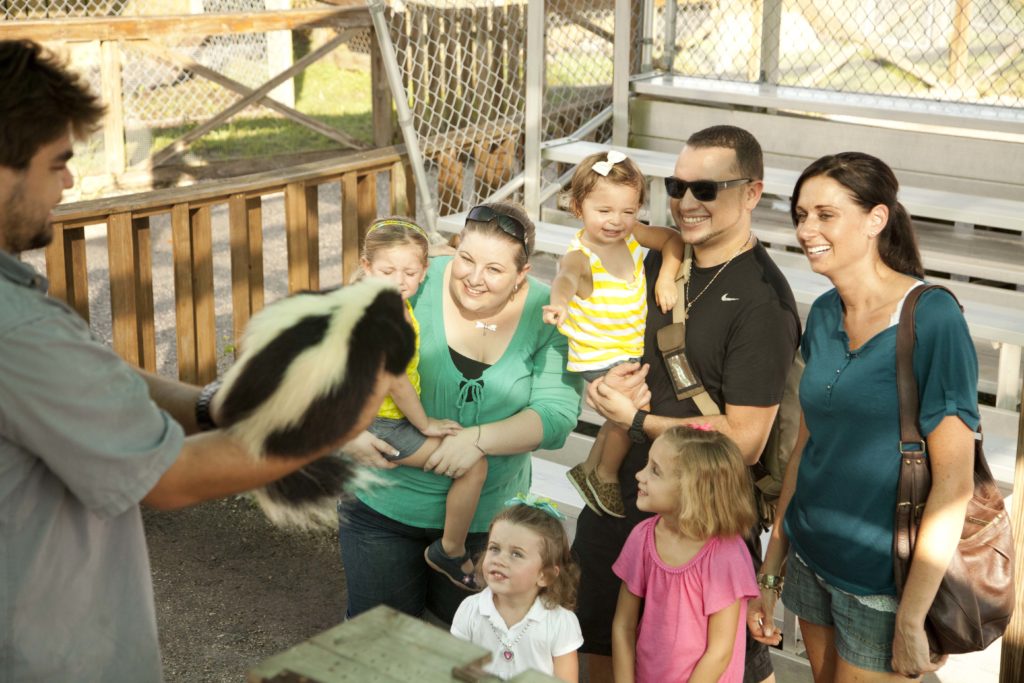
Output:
[339, 202, 583, 622]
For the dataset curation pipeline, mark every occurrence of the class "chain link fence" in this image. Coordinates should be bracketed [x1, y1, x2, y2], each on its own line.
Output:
[649, 0, 1024, 108]
[379, 0, 643, 219]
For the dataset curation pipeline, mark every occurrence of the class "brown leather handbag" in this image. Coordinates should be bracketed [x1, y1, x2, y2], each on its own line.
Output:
[893, 284, 1015, 655]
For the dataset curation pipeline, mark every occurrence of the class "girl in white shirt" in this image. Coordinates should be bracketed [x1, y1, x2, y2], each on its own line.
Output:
[451, 495, 583, 681]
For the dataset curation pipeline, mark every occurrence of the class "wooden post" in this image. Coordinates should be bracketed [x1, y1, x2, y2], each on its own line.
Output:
[370, 21, 395, 146]
[107, 211, 141, 367]
[284, 182, 311, 293]
[100, 40, 126, 177]
[228, 193, 255, 354]
[171, 203, 198, 384]
[266, 0, 296, 108]
[132, 216, 157, 373]
[341, 172, 360, 283]
[44, 222, 69, 306]
[48, 226, 91, 323]
[1000, 394, 1024, 682]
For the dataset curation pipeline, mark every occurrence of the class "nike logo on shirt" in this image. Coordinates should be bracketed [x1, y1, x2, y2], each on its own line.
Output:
[721, 293, 739, 302]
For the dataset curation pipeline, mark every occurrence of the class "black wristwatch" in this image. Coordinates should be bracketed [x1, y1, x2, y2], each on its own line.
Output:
[628, 409, 649, 444]
[195, 380, 221, 431]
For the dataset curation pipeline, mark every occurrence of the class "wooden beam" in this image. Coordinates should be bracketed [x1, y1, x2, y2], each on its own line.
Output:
[145, 30, 354, 169]
[0, 7, 371, 42]
[54, 145, 407, 226]
[130, 40, 366, 151]
[190, 205, 217, 385]
[171, 203, 198, 383]
[284, 182, 312, 294]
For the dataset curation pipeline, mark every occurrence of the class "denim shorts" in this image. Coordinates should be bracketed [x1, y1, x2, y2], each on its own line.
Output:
[782, 550, 897, 673]
[576, 357, 642, 384]
[369, 417, 427, 460]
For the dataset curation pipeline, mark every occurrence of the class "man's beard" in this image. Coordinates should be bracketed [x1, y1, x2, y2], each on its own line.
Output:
[0, 183, 53, 253]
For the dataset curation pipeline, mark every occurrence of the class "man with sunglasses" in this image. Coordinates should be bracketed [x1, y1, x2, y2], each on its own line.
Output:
[573, 125, 800, 683]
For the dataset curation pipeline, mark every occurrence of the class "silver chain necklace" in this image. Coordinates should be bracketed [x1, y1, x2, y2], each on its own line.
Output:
[684, 232, 752, 318]
[489, 618, 534, 662]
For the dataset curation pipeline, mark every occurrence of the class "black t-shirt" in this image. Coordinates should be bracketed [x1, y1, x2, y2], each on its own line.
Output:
[618, 240, 800, 524]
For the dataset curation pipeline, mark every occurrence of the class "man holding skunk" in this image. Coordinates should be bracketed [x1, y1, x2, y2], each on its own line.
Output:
[0, 39, 405, 682]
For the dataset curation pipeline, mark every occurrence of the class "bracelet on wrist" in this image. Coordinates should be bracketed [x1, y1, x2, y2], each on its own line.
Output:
[474, 424, 488, 456]
[194, 380, 221, 432]
[756, 572, 784, 596]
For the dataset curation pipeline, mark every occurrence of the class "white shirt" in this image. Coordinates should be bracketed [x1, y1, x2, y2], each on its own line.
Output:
[451, 588, 583, 680]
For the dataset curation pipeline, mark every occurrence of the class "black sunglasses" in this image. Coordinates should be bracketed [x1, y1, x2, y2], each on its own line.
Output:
[466, 205, 529, 252]
[664, 177, 751, 202]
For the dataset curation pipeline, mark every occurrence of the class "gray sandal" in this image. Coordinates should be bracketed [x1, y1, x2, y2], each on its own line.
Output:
[424, 539, 480, 592]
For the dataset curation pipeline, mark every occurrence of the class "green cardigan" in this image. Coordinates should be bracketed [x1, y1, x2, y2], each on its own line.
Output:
[355, 256, 583, 532]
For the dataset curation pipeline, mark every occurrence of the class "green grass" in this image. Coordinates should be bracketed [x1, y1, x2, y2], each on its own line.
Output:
[148, 60, 374, 162]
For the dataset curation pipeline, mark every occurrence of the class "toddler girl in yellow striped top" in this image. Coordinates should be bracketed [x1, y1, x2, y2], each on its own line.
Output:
[542, 151, 682, 518]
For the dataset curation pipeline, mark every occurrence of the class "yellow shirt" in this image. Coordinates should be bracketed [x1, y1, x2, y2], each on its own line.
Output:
[562, 230, 646, 372]
[376, 299, 421, 419]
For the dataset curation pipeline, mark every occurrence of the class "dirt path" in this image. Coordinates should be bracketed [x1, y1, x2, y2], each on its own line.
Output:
[145, 496, 347, 681]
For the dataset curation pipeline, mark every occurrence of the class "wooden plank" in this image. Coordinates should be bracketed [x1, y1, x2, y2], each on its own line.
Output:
[228, 193, 254, 353]
[357, 172, 376, 239]
[404, 160, 417, 218]
[147, 31, 353, 169]
[132, 216, 157, 373]
[341, 173, 360, 284]
[44, 222, 68, 305]
[171, 203, 197, 384]
[54, 146, 405, 227]
[0, 7, 372, 42]
[247, 197, 265, 314]
[107, 211, 140, 367]
[190, 205, 217, 385]
[99, 40, 125, 176]
[284, 182, 311, 294]
[306, 184, 320, 292]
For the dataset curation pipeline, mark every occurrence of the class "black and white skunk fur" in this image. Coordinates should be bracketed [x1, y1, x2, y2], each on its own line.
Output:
[211, 278, 414, 530]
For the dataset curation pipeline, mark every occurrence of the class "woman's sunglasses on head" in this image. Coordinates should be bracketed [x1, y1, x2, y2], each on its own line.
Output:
[466, 205, 528, 251]
[664, 177, 751, 202]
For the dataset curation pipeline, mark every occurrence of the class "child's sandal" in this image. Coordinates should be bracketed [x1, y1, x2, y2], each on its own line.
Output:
[424, 539, 481, 592]
[586, 469, 626, 518]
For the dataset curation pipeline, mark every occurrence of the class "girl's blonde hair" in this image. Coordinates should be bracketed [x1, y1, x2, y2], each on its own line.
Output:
[361, 216, 429, 267]
[659, 426, 757, 540]
[481, 504, 580, 610]
[566, 151, 648, 215]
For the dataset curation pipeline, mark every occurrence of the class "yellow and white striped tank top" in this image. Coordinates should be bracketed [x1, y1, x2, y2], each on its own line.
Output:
[562, 230, 647, 373]
[377, 299, 420, 419]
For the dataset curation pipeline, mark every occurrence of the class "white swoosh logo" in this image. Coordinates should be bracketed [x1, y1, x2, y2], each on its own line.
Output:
[721, 293, 739, 302]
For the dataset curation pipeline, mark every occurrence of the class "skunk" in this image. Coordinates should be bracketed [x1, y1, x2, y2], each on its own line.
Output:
[211, 278, 414, 529]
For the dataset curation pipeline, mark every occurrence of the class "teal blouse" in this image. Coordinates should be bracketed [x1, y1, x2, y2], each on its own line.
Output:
[783, 286, 980, 596]
[355, 256, 583, 532]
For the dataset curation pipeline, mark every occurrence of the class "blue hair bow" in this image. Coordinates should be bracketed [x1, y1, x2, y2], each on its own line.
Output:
[504, 493, 566, 521]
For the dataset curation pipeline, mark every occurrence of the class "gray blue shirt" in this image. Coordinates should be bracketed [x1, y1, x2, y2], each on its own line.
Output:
[784, 285, 979, 596]
[0, 249, 184, 682]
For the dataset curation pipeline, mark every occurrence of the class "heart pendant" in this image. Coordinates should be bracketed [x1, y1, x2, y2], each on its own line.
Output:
[502, 649, 514, 661]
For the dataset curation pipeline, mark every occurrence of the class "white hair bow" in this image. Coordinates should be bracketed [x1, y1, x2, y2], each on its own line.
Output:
[592, 150, 628, 177]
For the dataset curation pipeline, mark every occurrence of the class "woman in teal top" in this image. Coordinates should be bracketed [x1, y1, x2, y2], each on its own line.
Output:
[339, 202, 583, 622]
[749, 153, 979, 681]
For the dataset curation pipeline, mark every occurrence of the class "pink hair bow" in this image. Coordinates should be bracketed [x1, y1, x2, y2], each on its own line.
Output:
[689, 422, 715, 432]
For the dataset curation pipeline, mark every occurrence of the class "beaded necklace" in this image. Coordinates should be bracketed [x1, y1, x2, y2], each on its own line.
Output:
[488, 618, 534, 662]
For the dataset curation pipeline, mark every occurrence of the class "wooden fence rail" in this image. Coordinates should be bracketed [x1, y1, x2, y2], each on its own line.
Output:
[47, 146, 415, 385]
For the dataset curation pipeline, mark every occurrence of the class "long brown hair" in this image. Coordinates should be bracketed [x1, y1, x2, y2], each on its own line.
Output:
[790, 152, 924, 278]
